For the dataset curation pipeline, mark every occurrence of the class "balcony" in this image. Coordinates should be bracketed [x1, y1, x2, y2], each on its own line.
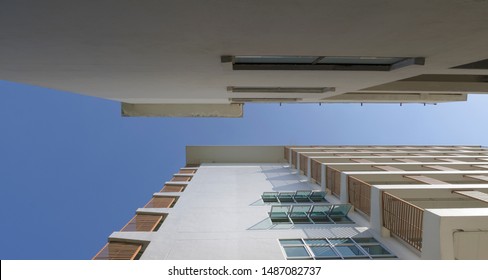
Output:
[120, 214, 166, 232]
[93, 242, 142, 260]
[382, 192, 424, 251]
[381, 189, 488, 254]
[326, 166, 341, 197]
[348, 176, 371, 217]
[291, 150, 298, 168]
[311, 159, 321, 184]
[160, 184, 186, 192]
[144, 196, 177, 208]
[170, 175, 192, 182]
[299, 154, 308, 175]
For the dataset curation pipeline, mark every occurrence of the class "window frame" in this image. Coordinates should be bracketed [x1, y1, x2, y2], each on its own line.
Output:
[222, 55, 425, 71]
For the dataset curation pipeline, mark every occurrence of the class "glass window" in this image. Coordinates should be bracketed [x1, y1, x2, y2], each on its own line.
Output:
[328, 238, 354, 245]
[361, 245, 393, 256]
[334, 245, 366, 257]
[279, 238, 396, 260]
[234, 56, 317, 64]
[310, 246, 340, 258]
[318, 56, 404, 65]
[226, 55, 423, 71]
[304, 239, 328, 246]
[352, 237, 378, 244]
[280, 239, 304, 246]
[283, 246, 310, 258]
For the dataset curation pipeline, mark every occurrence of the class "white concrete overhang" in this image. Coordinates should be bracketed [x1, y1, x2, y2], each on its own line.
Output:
[2, 1, 488, 117]
[186, 146, 285, 165]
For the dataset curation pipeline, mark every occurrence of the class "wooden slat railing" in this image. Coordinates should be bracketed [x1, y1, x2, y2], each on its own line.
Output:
[120, 214, 165, 232]
[311, 159, 321, 183]
[299, 154, 308, 175]
[382, 192, 424, 251]
[291, 150, 298, 168]
[284, 147, 290, 162]
[170, 175, 192, 182]
[93, 242, 142, 260]
[179, 169, 196, 174]
[144, 196, 176, 208]
[160, 184, 186, 192]
[326, 166, 341, 197]
[347, 176, 371, 217]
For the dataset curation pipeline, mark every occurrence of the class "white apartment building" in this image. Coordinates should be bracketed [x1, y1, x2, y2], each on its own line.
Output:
[94, 146, 488, 260]
[1, 1, 488, 117]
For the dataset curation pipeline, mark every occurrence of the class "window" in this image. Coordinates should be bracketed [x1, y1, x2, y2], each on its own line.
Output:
[279, 237, 396, 260]
[227, 86, 334, 94]
[268, 204, 353, 224]
[221, 55, 424, 71]
[261, 191, 327, 203]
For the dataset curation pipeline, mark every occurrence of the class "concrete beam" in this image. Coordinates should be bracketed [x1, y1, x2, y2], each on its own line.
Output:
[363, 81, 488, 93]
[122, 103, 243, 118]
[324, 92, 467, 103]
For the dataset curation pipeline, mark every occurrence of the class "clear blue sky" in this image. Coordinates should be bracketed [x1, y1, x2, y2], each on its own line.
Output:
[1, 80, 488, 259]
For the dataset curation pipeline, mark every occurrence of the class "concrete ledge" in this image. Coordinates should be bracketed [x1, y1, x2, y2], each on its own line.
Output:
[136, 208, 174, 215]
[153, 192, 182, 197]
[164, 181, 189, 185]
[122, 103, 243, 118]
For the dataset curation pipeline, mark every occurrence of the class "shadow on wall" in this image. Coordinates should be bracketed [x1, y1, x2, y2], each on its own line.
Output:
[260, 166, 320, 191]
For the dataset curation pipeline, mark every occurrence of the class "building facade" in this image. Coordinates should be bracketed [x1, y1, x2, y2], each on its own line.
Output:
[94, 146, 488, 260]
[2, 1, 488, 117]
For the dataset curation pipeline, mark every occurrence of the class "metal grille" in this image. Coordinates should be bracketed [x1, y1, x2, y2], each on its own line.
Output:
[348, 176, 371, 217]
[382, 192, 424, 251]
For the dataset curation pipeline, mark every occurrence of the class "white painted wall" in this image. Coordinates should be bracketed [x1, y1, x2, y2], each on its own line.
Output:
[136, 164, 374, 259]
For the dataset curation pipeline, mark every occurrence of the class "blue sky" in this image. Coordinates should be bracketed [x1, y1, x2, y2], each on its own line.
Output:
[1, 80, 488, 259]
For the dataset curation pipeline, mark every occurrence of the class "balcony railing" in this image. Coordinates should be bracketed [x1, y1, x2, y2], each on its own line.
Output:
[311, 160, 321, 184]
[160, 184, 186, 192]
[144, 196, 177, 208]
[299, 154, 308, 175]
[291, 150, 298, 168]
[170, 175, 192, 182]
[326, 166, 341, 197]
[382, 192, 424, 251]
[348, 176, 371, 217]
[120, 214, 166, 232]
[284, 147, 290, 162]
[93, 242, 142, 260]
